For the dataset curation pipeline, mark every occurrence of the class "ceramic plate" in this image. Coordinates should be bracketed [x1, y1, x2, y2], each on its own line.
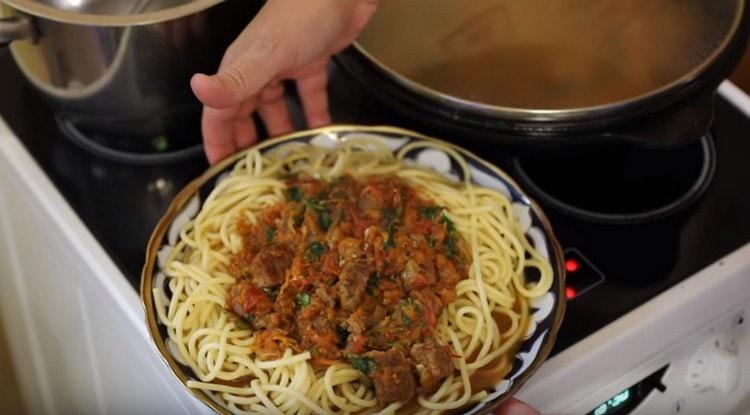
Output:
[141, 125, 566, 415]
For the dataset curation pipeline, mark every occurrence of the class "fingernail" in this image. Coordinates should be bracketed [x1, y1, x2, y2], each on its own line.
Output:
[193, 73, 220, 89]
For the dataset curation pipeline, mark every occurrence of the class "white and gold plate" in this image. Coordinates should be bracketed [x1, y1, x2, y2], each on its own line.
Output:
[141, 125, 566, 415]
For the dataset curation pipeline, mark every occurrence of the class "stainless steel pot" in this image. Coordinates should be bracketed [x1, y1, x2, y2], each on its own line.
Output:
[0, 0, 259, 137]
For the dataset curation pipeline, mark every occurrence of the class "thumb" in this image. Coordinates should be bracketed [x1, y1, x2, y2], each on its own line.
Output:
[190, 72, 245, 109]
[191, 65, 271, 109]
[190, 33, 287, 109]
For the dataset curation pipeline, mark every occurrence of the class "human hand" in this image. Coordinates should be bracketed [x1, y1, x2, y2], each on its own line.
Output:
[494, 398, 542, 415]
[190, 0, 379, 164]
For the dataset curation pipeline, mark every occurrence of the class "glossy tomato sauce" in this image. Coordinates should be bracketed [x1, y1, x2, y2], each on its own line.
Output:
[226, 174, 468, 404]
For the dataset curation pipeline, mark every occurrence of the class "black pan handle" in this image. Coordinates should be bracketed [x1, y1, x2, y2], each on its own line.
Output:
[0, 15, 37, 47]
[602, 83, 718, 148]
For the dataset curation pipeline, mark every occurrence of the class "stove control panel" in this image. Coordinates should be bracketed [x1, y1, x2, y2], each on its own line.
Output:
[631, 306, 748, 414]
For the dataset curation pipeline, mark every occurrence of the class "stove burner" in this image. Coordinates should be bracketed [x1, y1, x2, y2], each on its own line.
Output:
[56, 115, 205, 165]
[511, 135, 716, 224]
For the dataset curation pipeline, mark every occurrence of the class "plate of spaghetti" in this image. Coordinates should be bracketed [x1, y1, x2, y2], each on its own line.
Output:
[141, 125, 566, 415]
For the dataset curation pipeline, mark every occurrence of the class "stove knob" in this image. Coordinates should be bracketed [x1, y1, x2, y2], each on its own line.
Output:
[687, 333, 740, 394]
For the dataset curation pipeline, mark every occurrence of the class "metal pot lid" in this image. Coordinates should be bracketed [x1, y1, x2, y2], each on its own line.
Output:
[1, 0, 225, 26]
[355, 0, 746, 122]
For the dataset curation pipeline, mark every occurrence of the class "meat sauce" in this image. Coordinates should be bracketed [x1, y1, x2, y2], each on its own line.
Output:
[226, 174, 468, 405]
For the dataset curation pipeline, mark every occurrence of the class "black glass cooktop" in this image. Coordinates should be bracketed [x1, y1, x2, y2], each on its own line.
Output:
[3, 48, 750, 356]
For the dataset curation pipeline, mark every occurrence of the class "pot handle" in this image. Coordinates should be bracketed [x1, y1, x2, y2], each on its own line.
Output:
[603, 87, 716, 148]
[0, 15, 37, 47]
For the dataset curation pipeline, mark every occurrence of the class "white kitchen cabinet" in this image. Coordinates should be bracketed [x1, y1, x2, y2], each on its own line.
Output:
[0, 119, 210, 415]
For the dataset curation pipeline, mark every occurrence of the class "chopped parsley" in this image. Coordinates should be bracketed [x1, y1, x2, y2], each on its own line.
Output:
[401, 312, 413, 325]
[265, 227, 276, 243]
[287, 186, 303, 202]
[306, 241, 326, 261]
[440, 215, 456, 233]
[366, 272, 380, 295]
[419, 206, 443, 220]
[306, 198, 326, 211]
[444, 235, 458, 258]
[296, 292, 311, 307]
[383, 229, 396, 249]
[379, 207, 402, 250]
[318, 209, 332, 231]
[349, 356, 376, 374]
[296, 194, 331, 231]
[382, 207, 400, 224]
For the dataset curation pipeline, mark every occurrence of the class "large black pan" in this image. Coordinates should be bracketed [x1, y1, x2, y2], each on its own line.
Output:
[337, 0, 749, 148]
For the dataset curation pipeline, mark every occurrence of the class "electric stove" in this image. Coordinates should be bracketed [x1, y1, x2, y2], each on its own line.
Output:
[3, 45, 750, 410]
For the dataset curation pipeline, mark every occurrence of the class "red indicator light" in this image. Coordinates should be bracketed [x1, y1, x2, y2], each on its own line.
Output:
[565, 258, 580, 273]
[565, 286, 577, 300]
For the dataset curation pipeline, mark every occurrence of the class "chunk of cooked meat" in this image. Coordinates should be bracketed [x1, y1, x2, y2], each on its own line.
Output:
[435, 254, 461, 303]
[336, 239, 369, 311]
[345, 305, 387, 335]
[227, 280, 274, 319]
[365, 349, 417, 405]
[297, 309, 340, 360]
[248, 244, 294, 287]
[337, 259, 369, 311]
[314, 285, 337, 308]
[400, 256, 437, 291]
[411, 341, 455, 394]
[411, 289, 444, 329]
[337, 237, 362, 261]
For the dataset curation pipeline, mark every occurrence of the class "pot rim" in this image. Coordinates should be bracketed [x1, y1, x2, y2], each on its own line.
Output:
[1, 0, 225, 26]
[350, 0, 747, 123]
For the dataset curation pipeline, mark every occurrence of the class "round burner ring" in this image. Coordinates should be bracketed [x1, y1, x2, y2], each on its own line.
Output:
[512, 135, 716, 224]
[56, 115, 204, 165]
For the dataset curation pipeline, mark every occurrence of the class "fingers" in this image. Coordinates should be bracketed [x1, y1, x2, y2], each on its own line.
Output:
[294, 60, 332, 128]
[494, 398, 542, 415]
[189, 8, 292, 110]
[189, 1, 294, 161]
[191, 0, 378, 162]
[257, 82, 294, 136]
[201, 101, 258, 164]
[234, 100, 259, 149]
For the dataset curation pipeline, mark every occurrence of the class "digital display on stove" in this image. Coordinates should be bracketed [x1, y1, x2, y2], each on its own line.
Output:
[585, 365, 668, 415]
[563, 248, 605, 300]
[591, 389, 632, 415]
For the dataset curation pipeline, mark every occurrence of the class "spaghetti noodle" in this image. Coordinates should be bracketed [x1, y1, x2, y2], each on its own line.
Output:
[154, 137, 553, 414]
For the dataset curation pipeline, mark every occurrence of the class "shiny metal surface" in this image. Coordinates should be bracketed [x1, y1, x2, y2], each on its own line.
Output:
[0, 0, 256, 136]
[1, 0, 224, 25]
[356, 0, 745, 121]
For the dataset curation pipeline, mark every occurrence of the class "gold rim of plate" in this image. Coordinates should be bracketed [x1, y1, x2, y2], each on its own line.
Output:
[140, 124, 568, 415]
